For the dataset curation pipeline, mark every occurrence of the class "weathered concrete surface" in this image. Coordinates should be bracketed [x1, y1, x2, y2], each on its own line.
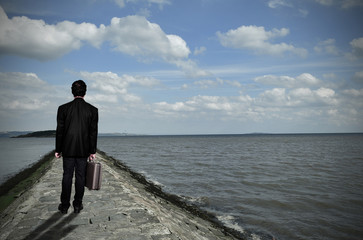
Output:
[0, 152, 239, 240]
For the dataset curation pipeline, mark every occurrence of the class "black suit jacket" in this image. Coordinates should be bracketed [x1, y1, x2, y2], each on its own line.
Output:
[56, 98, 98, 158]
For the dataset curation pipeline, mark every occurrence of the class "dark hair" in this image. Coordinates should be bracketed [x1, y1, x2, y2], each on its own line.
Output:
[72, 80, 87, 97]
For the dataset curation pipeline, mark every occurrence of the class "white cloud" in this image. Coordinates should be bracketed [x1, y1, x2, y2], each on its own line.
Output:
[258, 86, 338, 108]
[268, 0, 292, 8]
[147, 0, 170, 4]
[81, 71, 161, 88]
[298, 9, 309, 17]
[80, 71, 128, 94]
[343, 88, 363, 97]
[113, 0, 171, 8]
[143, 71, 350, 129]
[151, 95, 252, 120]
[315, 0, 334, 6]
[1, 70, 361, 133]
[0, 72, 46, 89]
[349, 37, 363, 59]
[217, 25, 307, 57]
[106, 16, 190, 61]
[314, 39, 340, 55]
[79, 71, 161, 105]
[56, 21, 104, 48]
[114, 0, 125, 8]
[267, 0, 308, 17]
[0, 72, 106, 130]
[259, 88, 287, 106]
[0, 72, 51, 111]
[341, 0, 363, 8]
[187, 95, 236, 112]
[0, 7, 207, 77]
[154, 101, 195, 113]
[0, 6, 104, 60]
[75, 70, 360, 131]
[289, 88, 313, 100]
[86, 94, 119, 103]
[172, 59, 210, 77]
[194, 79, 221, 89]
[0, 7, 85, 60]
[181, 84, 188, 90]
[225, 80, 243, 88]
[353, 71, 363, 83]
[194, 46, 206, 55]
[147, 0, 171, 8]
[254, 73, 339, 107]
[315, 87, 335, 98]
[296, 73, 322, 86]
[315, 0, 363, 8]
[255, 73, 321, 88]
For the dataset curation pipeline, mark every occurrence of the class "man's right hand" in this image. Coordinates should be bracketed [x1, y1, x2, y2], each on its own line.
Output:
[89, 153, 96, 161]
[55, 152, 62, 158]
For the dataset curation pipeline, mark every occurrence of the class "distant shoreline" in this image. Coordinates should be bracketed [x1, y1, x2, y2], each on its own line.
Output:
[8, 130, 142, 138]
[5, 130, 363, 138]
[12, 130, 56, 138]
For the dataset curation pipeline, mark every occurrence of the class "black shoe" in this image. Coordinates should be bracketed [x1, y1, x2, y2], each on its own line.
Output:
[58, 204, 68, 214]
[74, 204, 83, 213]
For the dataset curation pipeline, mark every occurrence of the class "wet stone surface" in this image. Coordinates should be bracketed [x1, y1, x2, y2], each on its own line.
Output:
[0, 152, 239, 240]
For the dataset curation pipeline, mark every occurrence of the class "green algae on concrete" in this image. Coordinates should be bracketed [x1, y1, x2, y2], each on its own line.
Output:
[0, 150, 55, 213]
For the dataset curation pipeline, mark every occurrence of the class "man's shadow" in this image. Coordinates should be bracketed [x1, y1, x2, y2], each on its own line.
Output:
[22, 212, 78, 240]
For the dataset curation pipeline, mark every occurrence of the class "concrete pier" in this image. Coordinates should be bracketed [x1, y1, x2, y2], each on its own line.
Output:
[0, 152, 242, 240]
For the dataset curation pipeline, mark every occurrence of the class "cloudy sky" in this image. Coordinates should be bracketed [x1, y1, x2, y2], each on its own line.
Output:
[0, 0, 362, 134]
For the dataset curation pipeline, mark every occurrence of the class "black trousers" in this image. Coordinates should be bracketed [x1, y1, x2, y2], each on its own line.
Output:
[61, 157, 87, 207]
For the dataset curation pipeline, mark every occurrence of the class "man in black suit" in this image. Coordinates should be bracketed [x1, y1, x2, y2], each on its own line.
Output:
[55, 80, 98, 214]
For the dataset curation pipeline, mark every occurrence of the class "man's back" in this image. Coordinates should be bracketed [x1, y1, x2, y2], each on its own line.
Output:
[56, 79, 98, 214]
[56, 98, 98, 158]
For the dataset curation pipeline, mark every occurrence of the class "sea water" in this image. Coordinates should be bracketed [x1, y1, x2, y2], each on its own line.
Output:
[1, 134, 363, 239]
[0, 137, 55, 184]
[97, 134, 363, 240]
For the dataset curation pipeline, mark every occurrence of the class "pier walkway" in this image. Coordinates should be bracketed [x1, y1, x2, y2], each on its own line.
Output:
[0, 152, 239, 240]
